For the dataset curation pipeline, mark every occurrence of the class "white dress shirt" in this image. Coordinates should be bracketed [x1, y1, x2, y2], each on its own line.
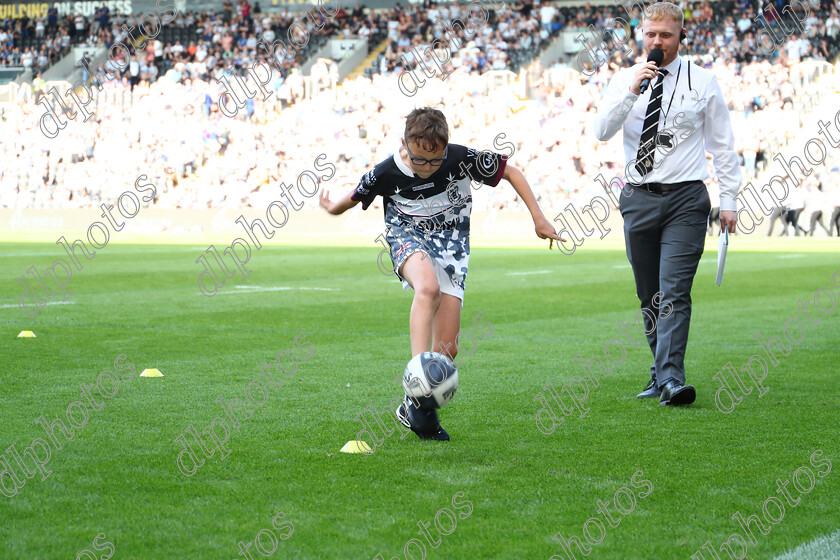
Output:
[785, 184, 805, 210]
[594, 55, 742, 212]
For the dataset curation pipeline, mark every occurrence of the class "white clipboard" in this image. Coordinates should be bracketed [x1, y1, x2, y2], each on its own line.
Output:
[716, 229, 728, 286]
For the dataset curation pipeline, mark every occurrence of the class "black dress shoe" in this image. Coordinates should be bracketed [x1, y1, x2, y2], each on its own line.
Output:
[659, 379, 696, 406]
[636, 378, 661, 398]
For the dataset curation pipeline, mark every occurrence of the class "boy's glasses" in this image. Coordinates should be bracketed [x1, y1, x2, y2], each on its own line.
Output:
[405, 144, 448, 167]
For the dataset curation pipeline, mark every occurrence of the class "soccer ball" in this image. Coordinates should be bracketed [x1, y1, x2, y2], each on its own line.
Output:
[402, 352, 459, 409]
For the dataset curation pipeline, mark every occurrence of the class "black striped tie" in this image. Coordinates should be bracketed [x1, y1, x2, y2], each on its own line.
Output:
[634, 69, 668, 180]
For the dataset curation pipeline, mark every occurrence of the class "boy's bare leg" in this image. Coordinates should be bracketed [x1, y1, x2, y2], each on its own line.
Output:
[432, 294, 462, 363]
[399, 252, 441, 357]
[396, 254, 453, 441]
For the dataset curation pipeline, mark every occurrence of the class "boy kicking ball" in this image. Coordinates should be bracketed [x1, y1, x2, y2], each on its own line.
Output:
[320, 107, 561, 441]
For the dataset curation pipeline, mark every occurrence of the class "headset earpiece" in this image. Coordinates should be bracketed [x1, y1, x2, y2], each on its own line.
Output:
[680, 28, 687, 41]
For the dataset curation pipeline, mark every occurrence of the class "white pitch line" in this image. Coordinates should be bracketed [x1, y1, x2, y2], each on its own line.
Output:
[235, 286, 335, 291]
[772, 528, 840, 560]
[506, 270, 553, 276]
[613, 264, 632, 269]
[212, 286, 337, 295]
[777, 254, 806, 259]
[0, 301, 74, 309]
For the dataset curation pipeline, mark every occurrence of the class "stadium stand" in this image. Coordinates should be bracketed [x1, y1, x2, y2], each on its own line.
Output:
[1, 0, 839, 236]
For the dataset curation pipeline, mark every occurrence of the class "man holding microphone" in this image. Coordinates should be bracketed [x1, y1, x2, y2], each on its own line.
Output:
[594, 1, 740, 406]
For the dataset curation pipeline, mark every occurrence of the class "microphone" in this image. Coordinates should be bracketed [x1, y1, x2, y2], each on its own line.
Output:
[639, 48, 664, 95]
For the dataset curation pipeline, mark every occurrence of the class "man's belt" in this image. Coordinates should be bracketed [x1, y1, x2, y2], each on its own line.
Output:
[628, 180, 700, 194]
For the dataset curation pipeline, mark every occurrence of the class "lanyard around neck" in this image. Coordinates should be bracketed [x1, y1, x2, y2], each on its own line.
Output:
[661, 58, 681, 124]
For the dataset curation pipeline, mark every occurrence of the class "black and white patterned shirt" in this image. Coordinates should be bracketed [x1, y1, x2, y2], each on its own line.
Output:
[352, 143, 508, 236]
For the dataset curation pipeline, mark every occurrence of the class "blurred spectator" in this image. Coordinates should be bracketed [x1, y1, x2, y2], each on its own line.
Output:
[0, 2, 836, 229]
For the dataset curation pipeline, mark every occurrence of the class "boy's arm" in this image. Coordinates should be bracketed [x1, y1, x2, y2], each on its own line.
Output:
[502, 164, 566, 242]
[320, 189, 360, 215]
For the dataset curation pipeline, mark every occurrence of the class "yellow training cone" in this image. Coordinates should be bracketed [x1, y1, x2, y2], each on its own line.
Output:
[340, 440, 372, 454]
[140, 368, 164, 377]
[17, 331, 36, 338]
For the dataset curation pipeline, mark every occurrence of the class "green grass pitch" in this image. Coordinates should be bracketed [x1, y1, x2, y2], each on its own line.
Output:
[1, 240, 838, 559]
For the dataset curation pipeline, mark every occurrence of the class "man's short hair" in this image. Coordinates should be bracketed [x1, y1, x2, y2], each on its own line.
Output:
[643, 1, 684, 27]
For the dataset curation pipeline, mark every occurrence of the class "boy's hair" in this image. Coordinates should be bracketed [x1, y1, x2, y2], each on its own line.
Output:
[404, 107, 449, 153]
[643, 2, 684, 27]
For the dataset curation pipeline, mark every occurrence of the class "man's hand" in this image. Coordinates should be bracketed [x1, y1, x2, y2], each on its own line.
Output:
[630, 62, 660, 96]
[720, 210, 737, 233]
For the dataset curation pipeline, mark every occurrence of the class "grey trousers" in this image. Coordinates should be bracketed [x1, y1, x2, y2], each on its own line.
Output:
[619, 181, 710, 387]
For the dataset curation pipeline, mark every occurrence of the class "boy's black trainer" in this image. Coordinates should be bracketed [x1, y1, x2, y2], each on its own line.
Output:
[396, 396, 450, 442]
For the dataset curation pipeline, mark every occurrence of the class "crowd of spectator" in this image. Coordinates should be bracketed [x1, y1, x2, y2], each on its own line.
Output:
[5, 0, 839, 81]
[3, 53, 838, 224]
[1, 1, 839, 236]
[371, 0, 560, 77]
[376, 0, 840, 79]
[0, 4, 71, 73]
[0, 1, 340, 79]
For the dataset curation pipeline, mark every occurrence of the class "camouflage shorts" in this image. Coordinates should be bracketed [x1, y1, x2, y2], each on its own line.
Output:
[385, 219, 470, 305]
